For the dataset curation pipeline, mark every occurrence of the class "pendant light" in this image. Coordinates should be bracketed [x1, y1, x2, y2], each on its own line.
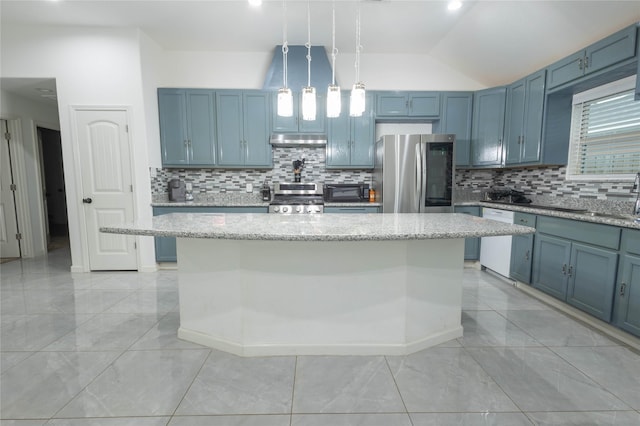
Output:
[350, 1, 365, 117]
[301, 0, 317, 121]
[326, 0, 341, 118]
[277, 0, 293, 117]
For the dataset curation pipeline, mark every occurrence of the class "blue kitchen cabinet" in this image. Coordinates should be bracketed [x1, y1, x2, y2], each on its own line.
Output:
[375, 92, 440, 117]
[637, 23, 640, 100]
[324, 206, 379, 213]
[510, 212, 536, 284]
[326, 92, 375, 169]
[504, 70, 545, 165]
[471, 87, 506, 167]
[454, 206, 481, 260]
[153, 206, 269, 262]
[272, 92, 326, 134]
[532, 216, 621, 320]
[216, 90, 271, 168]
[158, 89, 216, 167]
[435, 92, 473, 167]
[547, 25, 637, 90]
[613, 229, 640, 337]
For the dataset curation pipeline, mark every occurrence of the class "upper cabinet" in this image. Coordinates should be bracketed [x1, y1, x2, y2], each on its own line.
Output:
[547, 25, 637, 90]
[376, 92, 440, 117]
[158, 89, 216, 167]
[216, 90, 272, 168]
[272, 92, 326, 133]
[470, 87, 506, 167]
[326, 92, 375, 169]
[504, 70, 546, 165]
[435, 92, 473, 167]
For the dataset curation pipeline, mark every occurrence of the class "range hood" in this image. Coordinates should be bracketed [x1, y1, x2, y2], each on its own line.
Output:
[263, 45, 335, 90]
[270, 133, 327, 147]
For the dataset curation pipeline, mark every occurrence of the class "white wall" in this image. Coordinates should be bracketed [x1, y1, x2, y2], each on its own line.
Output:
[1, 24, 155, 271]
[0, 91, 60, 257]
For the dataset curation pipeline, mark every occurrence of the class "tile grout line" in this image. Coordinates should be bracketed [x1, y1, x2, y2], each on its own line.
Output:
[383, 355, 414, 426]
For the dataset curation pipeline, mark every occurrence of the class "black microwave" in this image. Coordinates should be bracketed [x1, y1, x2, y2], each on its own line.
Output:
[324, 183, 369, 202]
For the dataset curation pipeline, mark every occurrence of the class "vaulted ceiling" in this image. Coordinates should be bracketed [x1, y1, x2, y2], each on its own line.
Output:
[1, 0, 639, 87]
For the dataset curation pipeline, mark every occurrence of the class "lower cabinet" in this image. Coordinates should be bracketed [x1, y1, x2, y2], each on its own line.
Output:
[613, 229, 640, 337]
[153, 206, 268, 262]
[509, 212, 536, 284]
[454, 206, 481, 260]
[531, 216, 620, 322]
[324, 206, 380, 214]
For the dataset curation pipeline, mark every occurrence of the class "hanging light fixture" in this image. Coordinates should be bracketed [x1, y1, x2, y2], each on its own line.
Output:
[326, 0, 341, 118]
[277, 0, 293, 117]
[350, 1, 365, 117]
[301, 0, 317, 121]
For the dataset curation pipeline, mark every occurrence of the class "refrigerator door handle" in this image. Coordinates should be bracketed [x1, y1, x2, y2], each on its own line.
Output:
[415, 142, 423, 212]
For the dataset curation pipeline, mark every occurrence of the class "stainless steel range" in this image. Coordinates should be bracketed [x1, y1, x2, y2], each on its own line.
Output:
[268, 182, 324, 214]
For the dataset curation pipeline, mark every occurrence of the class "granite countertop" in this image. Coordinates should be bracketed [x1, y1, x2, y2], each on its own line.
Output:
[101, 213, 534, 242]
[457, 201, 640, 230]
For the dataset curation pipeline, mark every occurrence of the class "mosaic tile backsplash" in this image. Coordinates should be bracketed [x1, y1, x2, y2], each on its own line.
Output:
[151, 149, 637, 213]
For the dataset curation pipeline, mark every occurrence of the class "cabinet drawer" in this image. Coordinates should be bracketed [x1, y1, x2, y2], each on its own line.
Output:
[324, 206, 379, 214]
[537, 216, 620, 250]
[514, 212, 536, 228]
[622, 229, 640, 255]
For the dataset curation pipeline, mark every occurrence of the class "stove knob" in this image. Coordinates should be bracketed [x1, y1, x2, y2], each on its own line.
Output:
[282, 206, 289, 213]
[273, 206, 280, 213]
[296, 206, 303, 213]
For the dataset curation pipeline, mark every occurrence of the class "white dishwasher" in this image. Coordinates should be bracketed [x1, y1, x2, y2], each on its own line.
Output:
[480, 208, 515, 277]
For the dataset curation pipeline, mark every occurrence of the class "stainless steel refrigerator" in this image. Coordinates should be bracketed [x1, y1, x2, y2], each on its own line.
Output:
[373, 134, 455, 213]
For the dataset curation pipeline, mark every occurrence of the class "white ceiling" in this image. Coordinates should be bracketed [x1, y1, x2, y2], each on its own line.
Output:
[1, 0, 639, 99]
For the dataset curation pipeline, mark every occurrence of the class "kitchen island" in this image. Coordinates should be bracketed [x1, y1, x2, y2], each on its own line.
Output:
[102, 213, 533, 356]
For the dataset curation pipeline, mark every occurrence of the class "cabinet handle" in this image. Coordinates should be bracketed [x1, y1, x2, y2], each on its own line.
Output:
[184, 140, 189, 146]
[620, 282, 626, 297]
[519, 219, 528, 224]
[525, 250, 530, 261]
[562, 264, 567, 275]
[578, 58, 584, 70]
[568, 265, 573, 278]
[584, 56, 589, 69]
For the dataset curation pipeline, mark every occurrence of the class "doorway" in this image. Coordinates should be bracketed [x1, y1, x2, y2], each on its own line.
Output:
[0, 119, 21, 261]
[38, 127, 69, 252]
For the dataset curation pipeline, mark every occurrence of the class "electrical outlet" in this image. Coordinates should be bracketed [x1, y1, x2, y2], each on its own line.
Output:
[246, 183, 253, 192]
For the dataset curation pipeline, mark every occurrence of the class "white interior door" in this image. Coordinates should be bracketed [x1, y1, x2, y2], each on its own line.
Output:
[0, 119, 21, 258]
[76, 109, 137, 270]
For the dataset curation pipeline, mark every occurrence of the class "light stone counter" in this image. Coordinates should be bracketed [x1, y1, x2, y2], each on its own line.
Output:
[101, 213, 533, 357]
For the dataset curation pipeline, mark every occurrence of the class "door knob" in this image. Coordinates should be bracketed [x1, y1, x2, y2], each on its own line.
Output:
[82, 198, 92, 204]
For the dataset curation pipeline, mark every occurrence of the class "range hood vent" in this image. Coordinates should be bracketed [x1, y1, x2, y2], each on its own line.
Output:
[270, 133, 327, 147]
[263, 45, 335, 91]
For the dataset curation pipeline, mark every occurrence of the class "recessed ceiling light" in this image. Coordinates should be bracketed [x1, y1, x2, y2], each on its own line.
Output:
[36, 88, 54, 93]
[448, 0, 462, 11]
[248, 0, 262, 7]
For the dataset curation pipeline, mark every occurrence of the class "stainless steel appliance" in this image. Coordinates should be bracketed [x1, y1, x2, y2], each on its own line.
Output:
[373, 134, 455, 213]
[324, 183, 369, 202]
[168, 178, 186, 202]
[268, 182, 324, 214]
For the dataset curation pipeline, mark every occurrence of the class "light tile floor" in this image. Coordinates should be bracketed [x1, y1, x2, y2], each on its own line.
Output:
[2, 247, 640, 425]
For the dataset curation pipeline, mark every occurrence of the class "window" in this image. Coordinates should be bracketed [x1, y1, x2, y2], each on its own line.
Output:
[567, 75, 640, 181]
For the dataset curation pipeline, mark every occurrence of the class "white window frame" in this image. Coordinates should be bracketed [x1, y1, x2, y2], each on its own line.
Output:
[566, 75, 640, 182]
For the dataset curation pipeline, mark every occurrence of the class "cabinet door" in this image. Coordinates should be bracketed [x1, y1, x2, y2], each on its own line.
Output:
[546, 52, 585, 89]
[243, 92, 272, 167]
[186, 90, 216, 166]
[532, 234, 571, 300]
[351, 93, 375, 168]
[504, 79, 526, 165]
[614, 254, 640, 337]
[586, 25, 637, 75]
[471, 87, 506, 167]
[158, 89, 189, 166]
[567, 243, 618, 321]
[521, 70, 545, 163]
[216, 91, 244, 166]
[376, 93, 408, 116]
[408, 92, 440, 116]
[454, 206, 481, 260]
[439, 92, 473, 167]
[298, 93, 326, 133]
[510, 234, 534, 283]
[326, 93, 351, 168]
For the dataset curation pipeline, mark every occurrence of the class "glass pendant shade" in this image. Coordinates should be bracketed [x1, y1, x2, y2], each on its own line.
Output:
[301, 86, 317, 121]
[326, 85, 341, 118]
[277, 87, 293, 117]
[349, 82, 366, 117]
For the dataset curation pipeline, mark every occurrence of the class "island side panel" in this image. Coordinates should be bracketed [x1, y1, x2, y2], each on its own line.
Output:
[176, 237, 464, 356]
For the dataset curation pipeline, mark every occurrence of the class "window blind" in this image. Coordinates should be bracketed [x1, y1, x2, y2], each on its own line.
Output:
[568, 88, 640, 178]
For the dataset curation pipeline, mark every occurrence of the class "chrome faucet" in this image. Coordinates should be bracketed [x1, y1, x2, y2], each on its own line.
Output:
[633, 172, 640, 216]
